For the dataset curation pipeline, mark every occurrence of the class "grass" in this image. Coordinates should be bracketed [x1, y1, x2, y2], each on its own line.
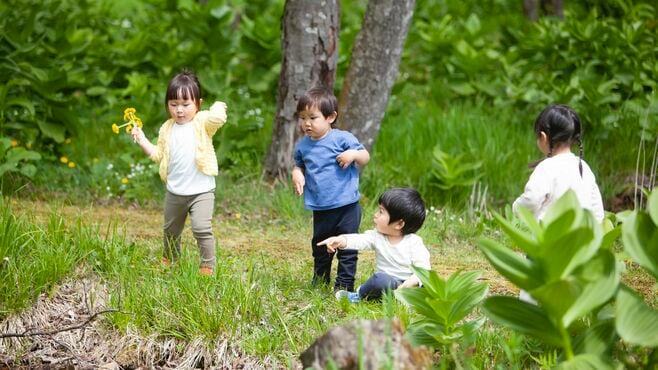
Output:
[1, 176, 657, 367]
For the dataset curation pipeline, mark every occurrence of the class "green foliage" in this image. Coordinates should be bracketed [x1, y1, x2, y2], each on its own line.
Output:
[429, 146, 483, 192]
[394, 267, 487, 351]
[480, 188, 658, 367]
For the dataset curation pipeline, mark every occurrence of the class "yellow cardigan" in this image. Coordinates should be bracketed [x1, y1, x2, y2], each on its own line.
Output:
[149, 103, 227, 182]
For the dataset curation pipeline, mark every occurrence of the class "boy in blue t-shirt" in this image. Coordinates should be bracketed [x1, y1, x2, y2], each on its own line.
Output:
[292, 86, 370, 292]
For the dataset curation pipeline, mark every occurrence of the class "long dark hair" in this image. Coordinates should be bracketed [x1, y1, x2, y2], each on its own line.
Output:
[532, 104, 584, 176]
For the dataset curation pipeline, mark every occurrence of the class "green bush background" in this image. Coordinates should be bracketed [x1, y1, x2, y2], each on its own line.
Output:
[1, 0, 657, 208]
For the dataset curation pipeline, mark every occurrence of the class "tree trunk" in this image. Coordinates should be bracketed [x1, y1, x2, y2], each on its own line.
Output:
[524, 0, 564, 21]
[338, 0, 415, 151]
[264, 0, 339, 180]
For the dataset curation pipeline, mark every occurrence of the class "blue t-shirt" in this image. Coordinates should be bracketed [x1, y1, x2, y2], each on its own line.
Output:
[294, 129, 365, 210]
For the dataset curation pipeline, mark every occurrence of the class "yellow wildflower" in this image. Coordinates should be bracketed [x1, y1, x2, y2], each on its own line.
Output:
[123, 107, 136, 121]
[126, 124, 133, 133]
[113, 108, 143, 135]
[68, 162, 76, 168]
[112, 123, 120, 134]
[235, 213, 241, 220]
[60, 156, 69, 164]
[121, 177, 129, 184]
[10, 139, 18, 147]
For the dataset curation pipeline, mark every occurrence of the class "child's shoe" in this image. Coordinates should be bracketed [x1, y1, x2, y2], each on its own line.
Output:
[199, 266, 213, 276]
[335, 290, 360, 303]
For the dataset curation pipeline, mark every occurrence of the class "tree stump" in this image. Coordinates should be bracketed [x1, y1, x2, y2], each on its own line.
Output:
[299, 319, 432, 370]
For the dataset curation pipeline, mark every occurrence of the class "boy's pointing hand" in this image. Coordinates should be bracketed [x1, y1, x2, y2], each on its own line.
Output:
[317, 236, 347, 253]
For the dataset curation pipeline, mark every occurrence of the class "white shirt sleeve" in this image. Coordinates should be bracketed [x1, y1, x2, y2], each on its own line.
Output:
[513, 165, 551, 219]
[343, 230, 378, 251]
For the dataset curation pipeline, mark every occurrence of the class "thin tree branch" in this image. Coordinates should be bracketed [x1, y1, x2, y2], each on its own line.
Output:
[0, 309, 131, 339]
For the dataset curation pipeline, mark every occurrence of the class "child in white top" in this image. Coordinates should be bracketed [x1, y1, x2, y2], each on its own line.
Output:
[131, 70, 227, 276]
[318, 188, 431, 303]
[513, 104, 604, 222]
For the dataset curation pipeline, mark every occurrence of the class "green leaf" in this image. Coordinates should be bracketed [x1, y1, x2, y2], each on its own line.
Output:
[492, 211, 538, 256]
[478, 237, 542, 289]
[482, 296, 563, 347]
[394, 287, 436, 319]
[6, 97, 36, 116]
[541, 227, 595, 281]
[572, 319, 615, 357]
[649, 190, 658, 226]
[542, 190, 581, 227]
[561, 251, 619, 327]
[616, 286, 658, 347]
[622, 211, 658, 278]
[555, 354, 614, 370]
[36, 120, 66, 142]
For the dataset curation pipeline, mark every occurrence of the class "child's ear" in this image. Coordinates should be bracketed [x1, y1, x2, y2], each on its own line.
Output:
[197, 98, 203, 111]
[327, 111, 337, 124]
[395, 220, 405, 231]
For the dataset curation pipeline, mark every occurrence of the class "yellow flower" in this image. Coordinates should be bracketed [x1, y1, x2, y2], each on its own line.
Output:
[10, 139, 18, 147]
[123, 107, 136, 121]
[112, 123, 120, 134]
[121, 177, 129, 184]
[60, 156, 69, 164]
[235, 213, 241, 220]
[68, 162, 76, 168]
[126, 124, 133, 133]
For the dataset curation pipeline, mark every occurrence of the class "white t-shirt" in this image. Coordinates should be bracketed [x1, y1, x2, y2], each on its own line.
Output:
[166, 122, 215, 195]
[513, 153, 604, 222]
[344, 230, 431, 281]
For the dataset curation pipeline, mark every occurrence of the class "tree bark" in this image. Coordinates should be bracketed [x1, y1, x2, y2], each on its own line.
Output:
[523, 0, 564, 21]
[338, 0, 415, 151]
[264, 0, 339, 180]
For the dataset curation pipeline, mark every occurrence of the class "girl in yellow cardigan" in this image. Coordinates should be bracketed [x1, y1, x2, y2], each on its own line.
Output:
[131, 70, 227, 276]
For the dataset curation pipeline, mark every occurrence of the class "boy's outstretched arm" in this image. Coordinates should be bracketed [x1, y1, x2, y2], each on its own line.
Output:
[336, 149, 370, 169]
[317, 236, 347, 253]
[398, 275, 420, 289]
[292, 166, 305, 196]
[132, 127, 156, 157]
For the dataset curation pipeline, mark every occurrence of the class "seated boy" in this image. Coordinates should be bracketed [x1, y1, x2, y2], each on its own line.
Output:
[318, 188, 431, 303]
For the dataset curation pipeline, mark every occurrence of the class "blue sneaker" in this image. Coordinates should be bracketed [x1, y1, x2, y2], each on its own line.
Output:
[335, 290, 360, 303]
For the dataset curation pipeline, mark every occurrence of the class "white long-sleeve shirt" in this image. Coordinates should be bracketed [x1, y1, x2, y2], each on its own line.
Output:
[343, 230, 431, 281]
[513, 153, 604, 222]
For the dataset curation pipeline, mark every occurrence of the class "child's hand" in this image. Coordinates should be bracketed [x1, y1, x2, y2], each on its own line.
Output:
[336, 150, 357, 169]
[292, 167, 305, 196]
[131, 126, 145, 144]
[317, 236, 347, 253]
[210, 101, 227, 122]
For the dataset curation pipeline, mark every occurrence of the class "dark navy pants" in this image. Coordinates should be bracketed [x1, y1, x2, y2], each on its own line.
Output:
[358, 272, 404, 300]
[311, 202, 361, 291]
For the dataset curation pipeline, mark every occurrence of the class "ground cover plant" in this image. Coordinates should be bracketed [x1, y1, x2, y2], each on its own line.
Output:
[1, 0, 657, 368]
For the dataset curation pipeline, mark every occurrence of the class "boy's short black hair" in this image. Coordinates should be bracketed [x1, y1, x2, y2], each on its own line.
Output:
[296, 86, 338, 121]
[378, 188, 426, 234]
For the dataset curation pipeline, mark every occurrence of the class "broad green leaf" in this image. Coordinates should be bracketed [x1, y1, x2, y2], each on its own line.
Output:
[541, 227, 595, 281]
[649, 190, 658, 226]
[6, 97, 36, 116]
[394, 288, 436, 319]
[542, 208, 576, 246]
[542, 191, 581, 227]
[600, 224, 621, 250]
[492, 211, 538, 256]
[478, 238, 542, 289]
[448, 282, 488, 324]
[36, 120, 66, 143]
[531, 280, 579, 321]
[616, 286, 658, 347]
[555, 354, 614, 370]
[622, 211, 658, 278]
[482, 296, 563, 347]
[516, 206, 543, 239]
[562, 251, 619, 327]
[572, 319, 615, 357]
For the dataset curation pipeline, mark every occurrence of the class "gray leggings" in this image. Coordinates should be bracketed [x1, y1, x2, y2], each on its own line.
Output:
[163, 190, 216, 268]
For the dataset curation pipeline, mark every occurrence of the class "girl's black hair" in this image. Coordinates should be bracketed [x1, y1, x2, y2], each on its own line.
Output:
[165, 69, 202, 109]
[378, 188, 426, 234]
[533, 104, 584, 176]
[295, 86, 338, 125]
